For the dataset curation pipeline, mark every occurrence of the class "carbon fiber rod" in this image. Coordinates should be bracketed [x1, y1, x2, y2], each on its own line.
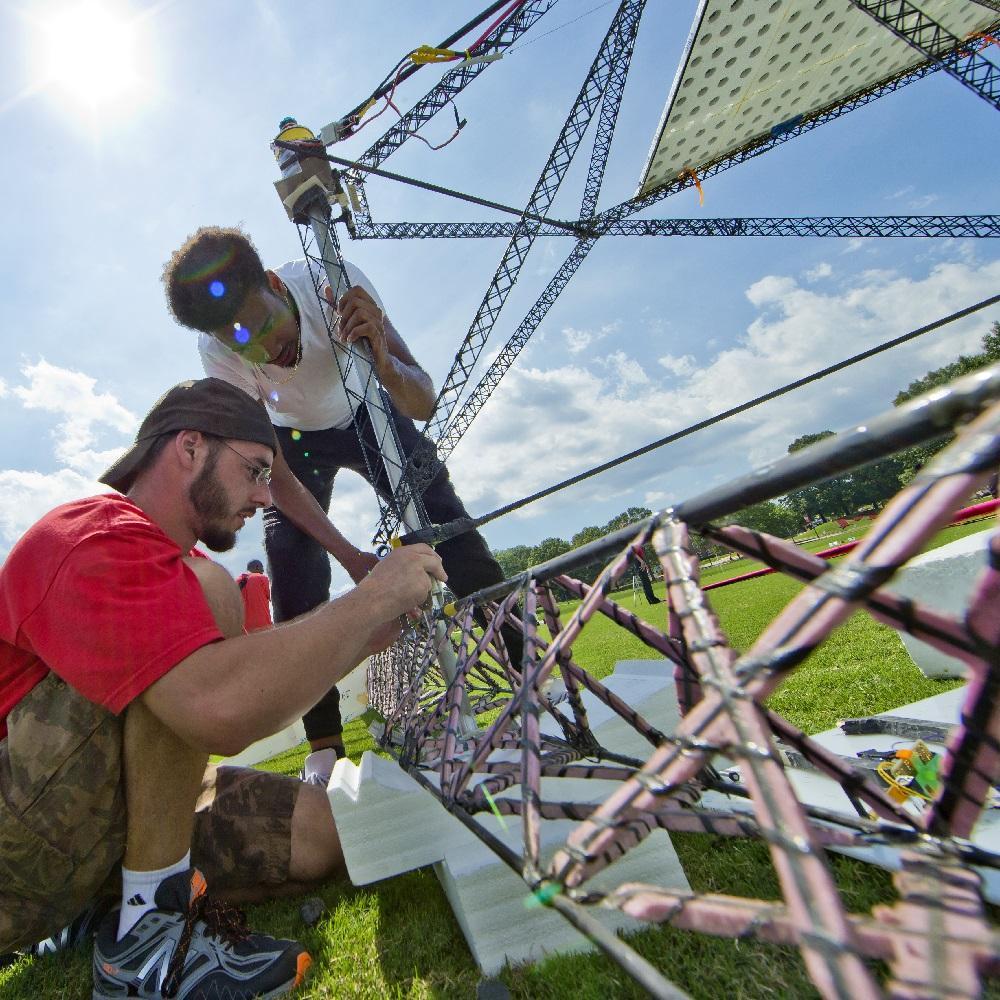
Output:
[453, 363, 1000, 608]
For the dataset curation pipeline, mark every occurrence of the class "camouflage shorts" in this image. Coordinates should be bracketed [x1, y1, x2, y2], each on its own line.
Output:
[0, 673, 302, 953]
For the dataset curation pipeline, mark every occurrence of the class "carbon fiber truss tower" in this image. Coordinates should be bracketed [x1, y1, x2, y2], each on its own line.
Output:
[363, 367, 1000, 999]
[315, 0, 1000, 541]
[272, 2, 1000, 995]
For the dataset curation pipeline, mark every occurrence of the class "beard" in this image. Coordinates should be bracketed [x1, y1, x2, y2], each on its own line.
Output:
[189, 449, 238, 552]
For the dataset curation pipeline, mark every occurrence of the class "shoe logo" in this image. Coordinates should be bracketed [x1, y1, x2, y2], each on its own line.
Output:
[137, 940, 175, 993]
[126, 894, 146, 906]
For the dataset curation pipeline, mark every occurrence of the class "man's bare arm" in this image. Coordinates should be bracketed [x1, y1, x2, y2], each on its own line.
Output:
[141, 545, 445, 756]
[334, 287, 436, 421]
[268, 441, 378, 583]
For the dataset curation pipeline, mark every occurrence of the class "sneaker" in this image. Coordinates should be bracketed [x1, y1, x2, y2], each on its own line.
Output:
[31, 896, 116, 957]
[92, 868, 310, 999]
[298, 747, 340, 787]
[0, 896, 117, 965]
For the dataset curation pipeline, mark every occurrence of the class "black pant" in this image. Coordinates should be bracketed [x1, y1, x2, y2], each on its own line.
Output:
[264, 403, 515, 741]
[635, 564, 659, 604]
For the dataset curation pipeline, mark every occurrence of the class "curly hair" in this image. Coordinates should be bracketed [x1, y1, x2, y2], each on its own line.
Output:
[162, 226, 268, 332]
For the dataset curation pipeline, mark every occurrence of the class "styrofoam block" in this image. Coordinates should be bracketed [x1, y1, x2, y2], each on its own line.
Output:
[222, 719, 306, 768]
[703, 685, 1000, 903]
[887, 532, 990, 678]
[328, 659, 690, 974]
[328, 752, 474, 884]
[436, 826, 682, 975]
[541, 658, 678, 760]
[337, 656, 371, 725]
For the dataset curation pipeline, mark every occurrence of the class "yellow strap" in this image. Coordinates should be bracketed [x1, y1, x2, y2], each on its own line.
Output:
[356, 96, 378, 122]
[390, 535, 402, 549]
[410, 45, 462, 64]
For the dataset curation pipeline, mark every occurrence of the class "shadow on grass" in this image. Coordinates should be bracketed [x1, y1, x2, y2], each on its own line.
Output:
[0, 946, 92, 999]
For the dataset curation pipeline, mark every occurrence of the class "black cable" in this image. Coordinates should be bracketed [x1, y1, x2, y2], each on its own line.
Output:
[274, 142, 593, 236]
[342, 0, 529, 124]
[399, 292, 1000, 544]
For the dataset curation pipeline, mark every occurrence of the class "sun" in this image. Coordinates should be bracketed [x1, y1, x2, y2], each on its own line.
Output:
[31, 0, 149, 116]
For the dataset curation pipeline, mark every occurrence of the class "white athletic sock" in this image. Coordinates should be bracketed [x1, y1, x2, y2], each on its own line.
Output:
[117, 851, 191, 941]
[302, 747, 339, 784]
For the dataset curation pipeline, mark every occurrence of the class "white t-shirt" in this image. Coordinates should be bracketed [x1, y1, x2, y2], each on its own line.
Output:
[198, 258, 385, 431]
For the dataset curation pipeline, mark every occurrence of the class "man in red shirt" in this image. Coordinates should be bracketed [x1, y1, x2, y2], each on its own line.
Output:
[0, 377, 444, 1000]
[237, 559, 273, 631]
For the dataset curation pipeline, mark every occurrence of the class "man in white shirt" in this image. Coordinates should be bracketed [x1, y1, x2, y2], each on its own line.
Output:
[163, 226, 520, 782]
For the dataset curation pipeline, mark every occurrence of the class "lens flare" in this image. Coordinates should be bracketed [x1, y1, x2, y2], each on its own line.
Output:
[233, 324, 250, 345]
[209, 280, 225, 298]
[32, 0, 151, 120]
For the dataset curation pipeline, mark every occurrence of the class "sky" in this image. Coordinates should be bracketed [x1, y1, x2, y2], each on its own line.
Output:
[0, 0, 998, 593]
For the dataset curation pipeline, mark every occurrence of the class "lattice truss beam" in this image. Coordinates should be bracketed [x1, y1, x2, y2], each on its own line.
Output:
[275, 5, 1000, 990]
[358, 215, 1000, 240]
[848, 0, 1000, 110]
[368, 366, 1000, 998]
[331, 0, 1000, 540]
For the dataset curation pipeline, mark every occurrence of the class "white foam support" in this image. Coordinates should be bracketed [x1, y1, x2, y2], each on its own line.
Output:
[223, 657, 371, 767]
[328, 658, 690, 975]
[886, 532, 991, 678]
[702, 685, 1000, 902]
[223, 720, 306, 768]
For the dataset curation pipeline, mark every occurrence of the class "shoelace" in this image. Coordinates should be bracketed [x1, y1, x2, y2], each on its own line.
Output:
[161, 894, 251, 998]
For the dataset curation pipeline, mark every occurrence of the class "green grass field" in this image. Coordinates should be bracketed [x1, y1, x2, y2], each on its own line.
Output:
[2, 518, 996, 998]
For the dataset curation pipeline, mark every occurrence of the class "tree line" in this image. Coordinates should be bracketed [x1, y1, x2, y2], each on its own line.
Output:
[492, 321, 1000, 583]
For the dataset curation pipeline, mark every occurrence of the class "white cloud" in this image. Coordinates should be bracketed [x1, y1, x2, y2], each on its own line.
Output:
[448, 256, 1000, 527]
[562, 321, 619, 355]
[604, 350, 649, 392]
[885, 184, 939, 211]
[0, 362, 139, 554]
[841, 238, 870, 255]
[805, 262, 832, 282]
[745, 274, 797, 308]
[0, 468, 103, 545]
[657, 353, 696, 378]
[643, 489, 676, 511]
[12, 360, 137, 476]
[563, 326, 595, 354]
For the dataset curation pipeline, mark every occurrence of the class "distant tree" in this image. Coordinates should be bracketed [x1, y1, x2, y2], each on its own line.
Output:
[848, 453, 906, 510]
[603, 506, 653, 534]
[495, 544, 533, 579]
[784, 428, 904, 518]
[784, 431, 853, 520]
[565, 525, 607, 585]
[723, 500, 800, 538]
[788, 431, 835, 454]
[892, 321, 1000, 483]
[570, 525, 605, 549]
[894, 321, 1000, 406]
[532, 536, 572, 565]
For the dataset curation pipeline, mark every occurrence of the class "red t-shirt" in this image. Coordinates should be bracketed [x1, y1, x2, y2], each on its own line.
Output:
[0, 494, 224, 738]
[236, 572, 272, 632]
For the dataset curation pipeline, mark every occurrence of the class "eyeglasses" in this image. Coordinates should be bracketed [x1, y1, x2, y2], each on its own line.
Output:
[217, 439, 272, 487]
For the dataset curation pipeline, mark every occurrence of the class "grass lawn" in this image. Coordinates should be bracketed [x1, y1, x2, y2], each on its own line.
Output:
[3, 519, 996, 998]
